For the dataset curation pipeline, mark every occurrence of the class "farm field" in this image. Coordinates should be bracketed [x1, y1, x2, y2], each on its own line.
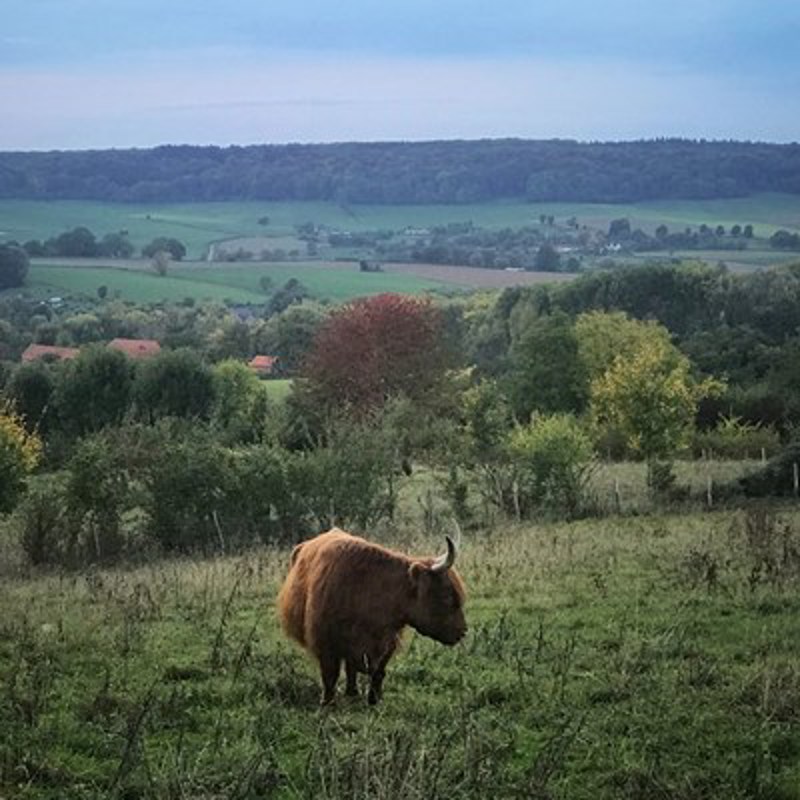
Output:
[19, 263, 449, 304]
[2, 193, 799, 260]
[1, 501, 799, 799]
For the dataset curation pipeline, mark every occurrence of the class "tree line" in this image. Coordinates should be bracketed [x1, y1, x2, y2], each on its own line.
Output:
[1, 139, 800, 204]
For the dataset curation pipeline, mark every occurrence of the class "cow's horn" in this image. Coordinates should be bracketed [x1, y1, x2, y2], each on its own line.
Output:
[430, 535, 456, 573]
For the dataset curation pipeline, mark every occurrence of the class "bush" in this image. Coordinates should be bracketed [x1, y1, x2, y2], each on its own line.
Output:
[0, 244, 29, 289]
[740, 443, 800, 497]
[693, 415, 781, 460]
[0, 399, 42, 513]
[15, 476, 70, 566]
[285, 416, 398, 530]
[140, 429, 232, 551]
[507, 413, 594, 516]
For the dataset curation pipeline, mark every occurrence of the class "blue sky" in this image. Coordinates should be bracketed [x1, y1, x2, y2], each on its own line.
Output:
[1, 0, 798, 149]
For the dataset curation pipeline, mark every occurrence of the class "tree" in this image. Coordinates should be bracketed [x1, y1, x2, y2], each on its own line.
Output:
[7, 361, 56, 434]
[0, 399, 42, 512]
[0, 244, 29, 289]
[142, 237, 186, 261]
[50, 226, 98, 257]
[731, 224, 742, 237]
[590, 338, 721, 481]
[506, 311, 587, 420]
[743, 224, 754, 239]
[533, 242, 561, 271]
[608, 218, 631, 240]
[133, 349, 214, 421]
[302, 293, 456, 414]
[253, 303, 327, 375]
[98, 231, 134, 258]
[54, 346, 134, 436]
[268, 278, 310, 315]
[574, 310, 673, 383]
[507, 413, 594, 516]
[211, 359, 271, 443]
[151, 250, 171, 276]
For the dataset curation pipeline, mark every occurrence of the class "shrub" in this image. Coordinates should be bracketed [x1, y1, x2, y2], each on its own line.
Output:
[693, 415, 781, 460]
[507, 413, 594, 516]
[285, 415, 398, 531]
[15, 476, 70, 566]
[0, 399, 42, 512]
[140, 430, 232, 551]
[740, 443, 800, 497]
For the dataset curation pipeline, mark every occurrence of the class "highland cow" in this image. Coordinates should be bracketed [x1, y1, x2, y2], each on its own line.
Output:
[277, 528, 467, 705]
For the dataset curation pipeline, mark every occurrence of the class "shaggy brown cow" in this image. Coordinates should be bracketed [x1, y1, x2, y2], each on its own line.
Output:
[277, 528, 467, 705]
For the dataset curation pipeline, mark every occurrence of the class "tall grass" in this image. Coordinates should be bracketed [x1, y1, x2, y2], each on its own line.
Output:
[2, 503, 799, 798]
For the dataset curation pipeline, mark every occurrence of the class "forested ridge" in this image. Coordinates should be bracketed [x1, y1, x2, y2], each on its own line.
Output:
[2, 138, 800, 204]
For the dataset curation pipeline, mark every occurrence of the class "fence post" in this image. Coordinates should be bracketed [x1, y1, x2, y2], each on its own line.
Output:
[706, 474, 713, 508]
[614, 478, 621, 514]
[794, 463, 799, 499]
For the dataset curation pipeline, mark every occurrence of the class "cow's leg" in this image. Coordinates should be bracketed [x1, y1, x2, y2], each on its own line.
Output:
[367, 643, 397, 706]
[319, 653, 341, 706]
[344, 658, 360, 697]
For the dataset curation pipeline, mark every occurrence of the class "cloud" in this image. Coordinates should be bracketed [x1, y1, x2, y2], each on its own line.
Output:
[0, 54, 797, 149]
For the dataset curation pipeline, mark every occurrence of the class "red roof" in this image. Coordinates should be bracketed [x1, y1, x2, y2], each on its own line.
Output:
[107, 338, 161, 359]
[248, 355, 278, 373]
[21, 344, 80, 362]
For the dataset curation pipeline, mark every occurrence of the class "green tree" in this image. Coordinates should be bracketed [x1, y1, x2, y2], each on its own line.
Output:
[533, 242, 561, 271]
[506, 311, 587, 420]
[50, 226, 98, 257]
[211, 359, 271, 443]
[7, 361, 56, 433]
[54, 346, 134, 436]
[608, 218, 631, 240]
[142, 237, 186, 261]
[0, 244, 29, 289]
[574, 310, 673, 383]
[98, 231, 134, 258]
[590, 338, 721, 481]
[253, 302, 327, 375]
[134, 349, 214, 421]
[507, 413, 593, 516]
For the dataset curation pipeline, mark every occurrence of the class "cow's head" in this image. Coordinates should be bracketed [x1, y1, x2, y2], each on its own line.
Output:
[408, 536, 467, 645]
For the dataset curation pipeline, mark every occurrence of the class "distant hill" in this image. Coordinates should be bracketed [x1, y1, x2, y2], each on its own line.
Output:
[1, 139, 799, 205]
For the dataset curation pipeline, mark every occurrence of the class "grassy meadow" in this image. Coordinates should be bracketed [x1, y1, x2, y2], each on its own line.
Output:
[22, 263, 447, 305]
[2, 193, 799, 260]
[1, 482, 799, 798]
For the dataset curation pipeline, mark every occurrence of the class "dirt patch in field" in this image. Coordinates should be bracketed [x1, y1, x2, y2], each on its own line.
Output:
[380, 262, 578, 288]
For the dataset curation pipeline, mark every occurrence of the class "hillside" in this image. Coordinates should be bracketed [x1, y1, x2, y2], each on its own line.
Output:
[2, 139, 800, 205]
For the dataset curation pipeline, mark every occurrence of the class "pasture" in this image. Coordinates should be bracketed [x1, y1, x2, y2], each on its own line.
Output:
[1, 496, 799, 799]
[2, 193, 799, 261]
[20, 263, 447, 305]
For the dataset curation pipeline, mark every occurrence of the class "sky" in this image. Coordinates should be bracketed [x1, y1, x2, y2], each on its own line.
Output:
[1, 0, 798, 150]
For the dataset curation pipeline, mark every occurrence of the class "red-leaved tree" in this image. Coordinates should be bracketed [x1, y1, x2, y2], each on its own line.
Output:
[301, 293, 454, 414]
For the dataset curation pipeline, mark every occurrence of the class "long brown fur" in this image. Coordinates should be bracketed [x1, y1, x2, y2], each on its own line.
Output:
[277, 528, 467, 705]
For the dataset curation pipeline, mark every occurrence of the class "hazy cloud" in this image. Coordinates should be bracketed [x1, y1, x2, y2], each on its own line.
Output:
[1, 2, 798, 147]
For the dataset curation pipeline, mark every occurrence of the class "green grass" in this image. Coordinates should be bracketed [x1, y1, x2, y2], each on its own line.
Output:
[2, 501, 799, 799]
[20, 262, 447, 305]
[27, 265, 265, 304]
[170, 263, 447, 301]
[2, 194, 799, 261]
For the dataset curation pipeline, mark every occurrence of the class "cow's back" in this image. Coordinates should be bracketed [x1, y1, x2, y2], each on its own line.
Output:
[277, 529, 402, 657]
[277, 529, 360, 649]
